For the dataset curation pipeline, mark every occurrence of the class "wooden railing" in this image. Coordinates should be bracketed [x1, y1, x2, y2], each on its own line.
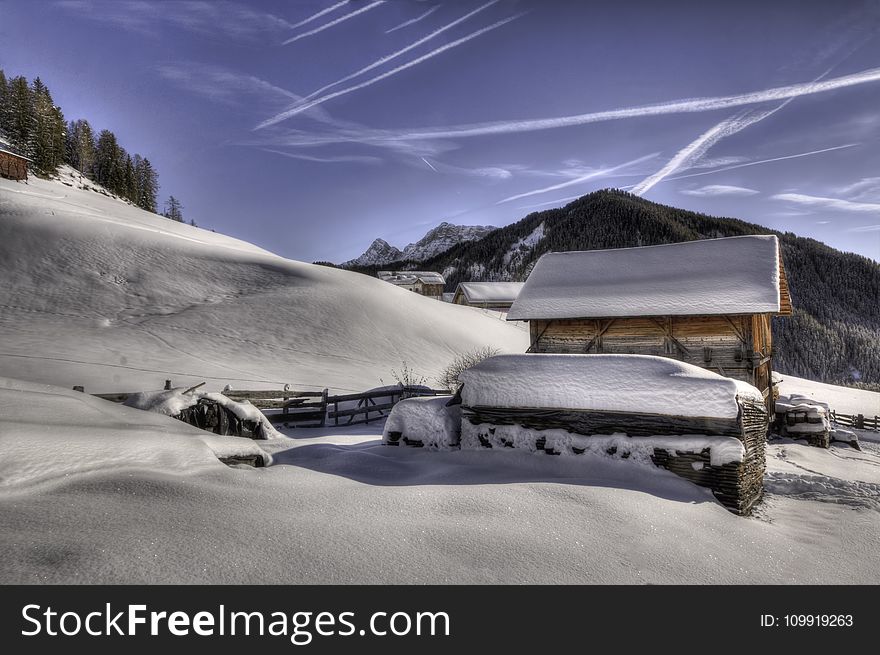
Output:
[830, 411, 879, 432]
[85, 381, 450, 428]
[224, 389, 328, 427]
[327, 386, 450, 427]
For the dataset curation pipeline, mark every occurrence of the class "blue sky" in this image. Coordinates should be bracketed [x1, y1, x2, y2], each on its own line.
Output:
[2, 0, 879, 262]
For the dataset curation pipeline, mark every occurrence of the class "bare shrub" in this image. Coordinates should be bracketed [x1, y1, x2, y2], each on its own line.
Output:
[437, 347, 499, 391]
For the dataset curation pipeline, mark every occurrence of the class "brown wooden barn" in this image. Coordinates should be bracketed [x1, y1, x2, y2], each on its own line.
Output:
[0, 147, 30, 181]
[506, 235, 792, 411]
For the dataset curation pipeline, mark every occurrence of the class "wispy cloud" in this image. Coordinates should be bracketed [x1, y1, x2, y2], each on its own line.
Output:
[772, 193, 880, 213]
[835, 177, 880, 202]
[290, 1, 350, 29]
[157, 62, 299, 105]
[282, 1, 385, 45]
[299, 0, 499, 103]
[371, 65, 880, 142]
[847, 224, 880, 232]
[680, 184, 759, 197]
[258, 12, 525, 129]
[497, 153, 659, 204]
[56, 0, 294, 39]
[262, 148, 382, 165]
[420, 157, 515, 179]
[385, 5, 441, 33]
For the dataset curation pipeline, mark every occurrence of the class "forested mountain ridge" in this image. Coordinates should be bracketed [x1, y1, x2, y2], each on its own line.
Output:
[349, 189, 879, 388]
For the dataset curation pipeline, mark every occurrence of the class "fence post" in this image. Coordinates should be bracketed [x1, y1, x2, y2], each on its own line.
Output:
[856, 414, 865, 430]
[72, 385, 84, 393]
[164, 379, 172, 390]
[320, 389, 328, 427]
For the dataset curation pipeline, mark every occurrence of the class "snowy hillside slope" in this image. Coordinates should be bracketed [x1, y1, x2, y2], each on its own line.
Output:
[0, 170, 528, 393]
[777, 374, 878, 417]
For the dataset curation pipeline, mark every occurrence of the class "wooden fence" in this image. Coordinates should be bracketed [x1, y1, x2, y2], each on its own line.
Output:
[327, 386, 449, 427]
[830, 411, 879, 432]
[85, 381, 450, 428]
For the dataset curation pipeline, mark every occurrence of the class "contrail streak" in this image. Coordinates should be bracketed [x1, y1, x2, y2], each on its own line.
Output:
[497, 153, 659, 204]
[632, 71, 826, 195]
[374, 65, 880, 141]
[290, 1, 350, 29]
[260, 12, 524, 129]
[385, 5, 441, 33]
[420, 157, 438, 172]
[283, 1, 385, 45]
[302, 0, 499, 102]
[262, 148, 381, 164]
[663, 144, 859, 182]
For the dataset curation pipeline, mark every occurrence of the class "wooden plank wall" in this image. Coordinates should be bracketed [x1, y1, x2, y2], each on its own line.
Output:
[530, 314, 768, 387]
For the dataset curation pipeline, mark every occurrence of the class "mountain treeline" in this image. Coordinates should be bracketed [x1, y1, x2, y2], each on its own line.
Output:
[0, 68, 165, 216]
[351, 190, 880, 388]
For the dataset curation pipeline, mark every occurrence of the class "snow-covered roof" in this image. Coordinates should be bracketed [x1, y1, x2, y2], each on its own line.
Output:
[378, 270, 446, 286]
[0, 147, 32, 162]
[507, 235, 791, 320]
[458, 353, 762, 419]
[454, 281, 525, 305]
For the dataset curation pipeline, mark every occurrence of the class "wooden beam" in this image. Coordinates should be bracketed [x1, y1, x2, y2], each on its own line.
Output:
[527, 320, 552, 353]
[722, 315, 747, 345]
[582, 319, 614, 353]
[649, 317, 691, 355]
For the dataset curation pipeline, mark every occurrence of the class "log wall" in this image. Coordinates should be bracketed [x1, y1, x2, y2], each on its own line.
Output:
[528, 314, 775, 403]
[461, 395, 768, 515]
[0, 151, 28, 181]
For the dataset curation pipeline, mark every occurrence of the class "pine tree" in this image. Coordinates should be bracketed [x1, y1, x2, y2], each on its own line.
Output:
[122, 154, 135, 202]
[65, 119, 95, 176]
[164, 195, 183, 222]
[135, 157, 158, 212]
[0, 69, 8, 136]
[6, 76, 32, 156]
[93, 129, 119, 190]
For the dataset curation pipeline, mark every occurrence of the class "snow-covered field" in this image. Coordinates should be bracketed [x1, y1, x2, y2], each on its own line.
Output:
[1, 171, 878, 584]
[1, 377, 879, 583]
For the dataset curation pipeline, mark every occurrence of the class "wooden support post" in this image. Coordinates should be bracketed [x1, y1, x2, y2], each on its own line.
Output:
[164, 379, 172, 390]
[320, 389, 328, 427]
[856, 414, 865, 430]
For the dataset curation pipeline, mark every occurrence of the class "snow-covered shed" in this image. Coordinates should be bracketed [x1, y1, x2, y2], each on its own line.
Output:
[457, 354, 769, 514]
[507, 235, 792, 410]
[0, 147, 30, 181]
[452, 281, 525, 311]
[377, 270, 446, 299]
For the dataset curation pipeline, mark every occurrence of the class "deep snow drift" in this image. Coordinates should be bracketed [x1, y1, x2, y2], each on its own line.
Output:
[458, 353, 762, 418]
[0, 169, 528, 394]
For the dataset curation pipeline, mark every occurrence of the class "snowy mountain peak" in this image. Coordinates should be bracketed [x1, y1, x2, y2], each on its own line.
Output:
[342, 238, 404, 267]
[343, 222, 496, 268]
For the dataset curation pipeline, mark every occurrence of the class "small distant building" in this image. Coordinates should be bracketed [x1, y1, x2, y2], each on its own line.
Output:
[0, 147, 31, 181]
[441, 292, 455, 303]
[453, 281, 525, 312]
[507, 235, 792, 410]
[377, 271, 446, 299]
